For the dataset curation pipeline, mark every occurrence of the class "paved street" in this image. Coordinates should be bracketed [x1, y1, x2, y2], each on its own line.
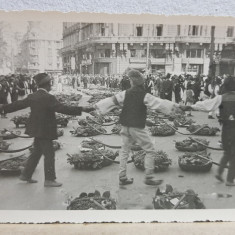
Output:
[0, 89, 234, 210]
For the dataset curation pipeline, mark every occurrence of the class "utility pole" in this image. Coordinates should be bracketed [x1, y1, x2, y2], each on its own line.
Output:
[209, 25, 216, 78]
[146, 24, 150, 75]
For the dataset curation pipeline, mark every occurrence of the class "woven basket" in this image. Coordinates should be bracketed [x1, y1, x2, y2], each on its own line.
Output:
[178, 153, 212, 172]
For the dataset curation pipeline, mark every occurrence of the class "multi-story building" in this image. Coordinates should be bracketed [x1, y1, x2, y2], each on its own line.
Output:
[61, 23, 235, 76]
[17, 21, 63, 74]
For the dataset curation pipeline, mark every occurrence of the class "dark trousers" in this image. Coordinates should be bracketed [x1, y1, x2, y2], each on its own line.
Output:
[218, 125, 235, 182]
[22, 138, 56, 181]
[218, 147, 235, 182]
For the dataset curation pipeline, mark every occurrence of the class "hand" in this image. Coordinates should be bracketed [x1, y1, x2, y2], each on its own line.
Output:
[179, 105, 192, 111]
[82, 105, 96, 113]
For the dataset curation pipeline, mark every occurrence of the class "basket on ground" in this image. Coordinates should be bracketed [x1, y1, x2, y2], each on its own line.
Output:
[175, 138, 209, 152]
[67, 190, 116, 210]
[153, 184, 205, 209]
[178, 152, 212, 172]
[132, 150, 172, 172]
[150, 123, 175, 136]
[67, 149, 119, 170]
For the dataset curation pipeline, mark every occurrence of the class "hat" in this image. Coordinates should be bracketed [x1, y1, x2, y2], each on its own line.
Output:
[127, 69, 145, 86]
[33, 73, 52, 86]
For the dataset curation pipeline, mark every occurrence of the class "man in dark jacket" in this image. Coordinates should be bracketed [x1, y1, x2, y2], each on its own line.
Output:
[162, 74, 173, 101]
[0, 73, 94, 187]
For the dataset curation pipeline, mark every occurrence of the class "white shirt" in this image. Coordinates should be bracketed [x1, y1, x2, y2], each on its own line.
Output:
[95, 90, 179, 115]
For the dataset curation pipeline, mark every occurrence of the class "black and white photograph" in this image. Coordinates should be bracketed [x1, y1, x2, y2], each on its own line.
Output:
[1, 12, 235, 223]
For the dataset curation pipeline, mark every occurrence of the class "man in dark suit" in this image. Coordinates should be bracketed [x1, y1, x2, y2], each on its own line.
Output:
[0, 73, 94, 187]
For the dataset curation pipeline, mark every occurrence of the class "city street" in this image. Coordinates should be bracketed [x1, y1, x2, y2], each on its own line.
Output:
[0, 87, 234, 210]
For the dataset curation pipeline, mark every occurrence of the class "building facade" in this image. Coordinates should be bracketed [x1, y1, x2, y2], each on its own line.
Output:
[16, 22, 63, 75]
[61, 23, 235, 76]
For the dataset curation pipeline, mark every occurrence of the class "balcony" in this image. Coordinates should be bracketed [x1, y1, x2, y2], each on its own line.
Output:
[182, 58, 204, 64]
[129, 58, 146, 64]
[75, 36, 175, 48]
[176, 36, 211, 44]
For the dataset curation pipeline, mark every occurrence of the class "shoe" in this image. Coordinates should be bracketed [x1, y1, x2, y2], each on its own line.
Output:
[44, 180, 62, 187]
[19, 175, 38, 183]
[145, 177, 163, 186]
[215, 174, 224, 182]
[119, 178, 134, 185]
[208, 115, 215, 119]
[226, 181, 235, 186]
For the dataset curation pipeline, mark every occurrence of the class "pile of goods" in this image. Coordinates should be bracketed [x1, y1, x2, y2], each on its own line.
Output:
[132, 150, 172, 172]
[67, 149, 119, 170]
[11, 114, 29, 128]
[146, 118, 156, 127]
[150, 123, 175, 136]
[55, 93, 82, 106]
[87, 92, 114, 104]
[67, 190, 116, 210]
[57, 129, 64, 137]
[111, 124, 121, 134]
[0, 141, 11, 151]
[0, 129, 18, 140]
[29, 141, 62, 153]
[175, 138, 209, 152]
[80, 139, 104, 150]
[70, 125, 107, 137]
[107, 108, 121, 116]
[130, 144, 142, 151]
[153, 184, 205, 209]
[173, 115, 195, 128]
[0, 155, 28, 175]
[187, 124, 220, 136]
[178, 152, 212, 172]
[56, 114, 70, 127]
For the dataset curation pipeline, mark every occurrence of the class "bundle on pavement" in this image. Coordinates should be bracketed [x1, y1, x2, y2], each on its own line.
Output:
[56, 114, 70, 127]
[0, 155, 28, 175]
[0, 129, 18, 140]
[67, 190, 116, 210]
[173, 116, 195, 127]
[150, 123, 175, 136]
[57, 129, 64, 137]
[54, 93, 82, 106]
[29, 140, 62, 153]
[132, 150, 172, 172]
[178, 151, 212, 172]
[67, 149, 119, 170]
[175, 138, 209, 152]
[111, 124, 121, 134]
[11, 114, 29, 128]
[0, 140, 11, 150]
[187, 124, 220, 136]
[153, 184, 205, 209]
[70, 124, 107, 137]
[80, 139, 104, 150]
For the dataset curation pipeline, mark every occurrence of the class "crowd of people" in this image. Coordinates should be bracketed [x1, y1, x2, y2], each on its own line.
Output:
[1, 69, 235, 187]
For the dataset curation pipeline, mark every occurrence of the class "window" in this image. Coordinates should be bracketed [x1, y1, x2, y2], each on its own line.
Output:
[227, 26, 234, 37]
[188, 25, 200, 36]
[156, 25, 163, 36]
[150, 49, 165, 58]
[105, 49, 110, 58]
[101, 23, 105, 36]
[130, 49, 136, 57]
[177, 25, 181, 36]
[186, 49, 203, 58]
[136, 27, 143, 36]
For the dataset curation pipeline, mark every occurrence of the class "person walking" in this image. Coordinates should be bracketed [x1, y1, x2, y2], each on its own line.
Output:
[95, 69, 187, 186]
[189, 76, 235, 186]
[0, 73, 94, 187]
[162, 74, 173, 101]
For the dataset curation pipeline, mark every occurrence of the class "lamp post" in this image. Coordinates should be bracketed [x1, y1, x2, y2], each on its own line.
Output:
[209, 25, 216, 78]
